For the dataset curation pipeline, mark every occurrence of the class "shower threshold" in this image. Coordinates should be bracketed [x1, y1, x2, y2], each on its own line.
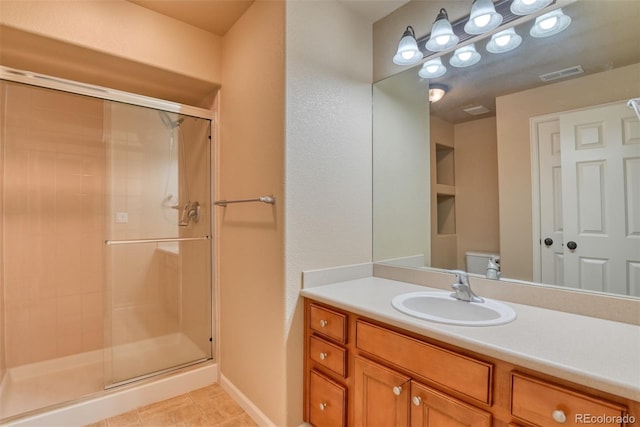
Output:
[0, 332, 211, 421]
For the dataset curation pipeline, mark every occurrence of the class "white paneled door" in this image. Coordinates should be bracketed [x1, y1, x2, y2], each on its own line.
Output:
[538, 101, 640, 296]
[537, 119, 565, 286]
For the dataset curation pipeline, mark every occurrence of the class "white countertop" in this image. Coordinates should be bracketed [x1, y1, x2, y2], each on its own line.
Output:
[300, 276, 640, 401]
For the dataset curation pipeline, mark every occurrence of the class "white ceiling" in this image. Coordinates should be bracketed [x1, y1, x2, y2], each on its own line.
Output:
[125, 0, 256, 36]
[126, 0, 410, 36]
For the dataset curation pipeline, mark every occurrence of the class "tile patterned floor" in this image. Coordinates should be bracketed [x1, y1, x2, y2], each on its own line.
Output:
[85, 384, 258, 427]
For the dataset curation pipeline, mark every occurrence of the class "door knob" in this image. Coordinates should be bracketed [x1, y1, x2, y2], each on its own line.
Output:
[544, 237, 553, 247]
[567, 241, 577, 250]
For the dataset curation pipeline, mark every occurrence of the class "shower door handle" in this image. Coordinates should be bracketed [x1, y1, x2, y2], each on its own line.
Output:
[105, 236, 210, 245]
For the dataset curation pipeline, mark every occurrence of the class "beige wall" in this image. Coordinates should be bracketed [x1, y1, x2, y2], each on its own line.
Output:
[430, 115, 456, 269]
[219, 0, 286, 425]
[454, 117, 500, 268]
[497, 63, 640, 280]
[0, 0, 221, 106]
[429, 116, 500, 271]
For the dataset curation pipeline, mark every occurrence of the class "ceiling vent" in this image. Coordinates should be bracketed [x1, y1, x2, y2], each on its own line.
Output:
[462, 105, 491, 115]
[539, 65, 584, 82]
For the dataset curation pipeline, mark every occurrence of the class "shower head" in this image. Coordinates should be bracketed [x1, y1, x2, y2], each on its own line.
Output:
[159, 111, 184, 129]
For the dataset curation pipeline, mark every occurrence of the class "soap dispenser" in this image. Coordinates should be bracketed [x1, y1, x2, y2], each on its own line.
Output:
[486, 256, 500, 280]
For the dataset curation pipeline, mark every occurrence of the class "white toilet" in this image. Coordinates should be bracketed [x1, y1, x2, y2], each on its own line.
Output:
[465, 252, 499, 275]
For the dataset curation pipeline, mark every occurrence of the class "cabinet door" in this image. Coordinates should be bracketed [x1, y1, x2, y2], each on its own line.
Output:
[354, 356, 411, 427]
[410, 381, 492, 427]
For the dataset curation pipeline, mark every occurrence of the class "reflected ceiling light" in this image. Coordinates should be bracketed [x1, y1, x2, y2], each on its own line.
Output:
[429, 84, 448, 103]
[393, 26, 423, 66]
[510, 0, 553, 16]
[464, 0, 503, 35]
[449, 44, 481, 67]
[418, 57, 447, 79]
[530, 8, 571, 38]
[486, 27, 522, 53]
[425, 9, 459, 52]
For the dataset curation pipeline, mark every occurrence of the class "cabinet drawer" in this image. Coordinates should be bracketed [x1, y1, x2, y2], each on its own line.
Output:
[309, 370, 346, 427]
[356, 321, 492, 404]
[309, 335, 347, 378]
[309, 304, 347, 343]
[511, 372, 627, 426]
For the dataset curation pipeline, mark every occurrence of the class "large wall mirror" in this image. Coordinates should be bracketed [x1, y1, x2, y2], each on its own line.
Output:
[373, 0, 640, 299]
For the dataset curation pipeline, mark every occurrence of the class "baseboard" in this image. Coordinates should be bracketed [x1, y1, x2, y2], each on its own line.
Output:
[219, 373, 276, 427]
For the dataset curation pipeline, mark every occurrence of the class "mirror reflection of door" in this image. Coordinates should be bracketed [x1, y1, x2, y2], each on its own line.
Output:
[536, 101, 640, 296]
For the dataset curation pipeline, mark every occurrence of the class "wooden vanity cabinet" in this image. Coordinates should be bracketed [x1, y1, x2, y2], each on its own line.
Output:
[305, 303, 350, 426]
[304, 299, 639, 427]
[410, 381, 492, 427]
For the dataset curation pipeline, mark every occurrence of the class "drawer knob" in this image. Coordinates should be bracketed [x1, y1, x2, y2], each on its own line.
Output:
[319, 402, 327, 411]
[552, 409, 567, 423]
[392, 386, 403, 396]
[411, 396, 422, 406]
[319, 320, 328, 328]
[319, 352, 328, 360]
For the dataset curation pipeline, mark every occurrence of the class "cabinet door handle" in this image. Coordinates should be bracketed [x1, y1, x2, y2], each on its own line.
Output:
[392, 386, 403, 396]
[319, 352, 328, 360]
[552, 409, 567, 423]
[411, 396, 422, 406]
[319, 320, 328, 328]
[319, 402, 327, 411]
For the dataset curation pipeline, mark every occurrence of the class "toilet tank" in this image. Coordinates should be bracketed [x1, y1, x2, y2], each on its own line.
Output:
[465, 252, 499, 275]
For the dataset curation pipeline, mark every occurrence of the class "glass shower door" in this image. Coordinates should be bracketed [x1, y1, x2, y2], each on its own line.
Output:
[103, 102, 212, 387]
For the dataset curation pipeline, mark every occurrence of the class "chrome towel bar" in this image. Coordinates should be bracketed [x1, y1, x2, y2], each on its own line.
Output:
[105, 236, 210, 245]
[214, 195, 276, 207]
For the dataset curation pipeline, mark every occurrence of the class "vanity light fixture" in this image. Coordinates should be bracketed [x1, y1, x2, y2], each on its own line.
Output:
[450, 44, 481, 67]
[530, 8, 571, 38]
[464, 0, 503, 35]
[425, 8, 459, 52]
[428, 84, 448, 103]
[393, 26, 423, 66]
[510, 0, 553, 16]
[486, 27, 522, 53]
[418, 57, 447, 79]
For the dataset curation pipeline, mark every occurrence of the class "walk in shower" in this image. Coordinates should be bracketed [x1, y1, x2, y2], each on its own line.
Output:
[0, 68, 214, 422]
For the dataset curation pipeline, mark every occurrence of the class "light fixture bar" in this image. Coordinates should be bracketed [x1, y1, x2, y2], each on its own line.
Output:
[414, 0, 556, 61]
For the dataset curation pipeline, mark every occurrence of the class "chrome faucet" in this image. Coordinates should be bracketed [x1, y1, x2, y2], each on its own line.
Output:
[449, 270, 484, 303]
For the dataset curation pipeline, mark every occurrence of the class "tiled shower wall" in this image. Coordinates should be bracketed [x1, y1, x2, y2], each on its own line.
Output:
[2, 83, 105, 367]
[104, 103, 181, 348]
[1, 83, 188, 369]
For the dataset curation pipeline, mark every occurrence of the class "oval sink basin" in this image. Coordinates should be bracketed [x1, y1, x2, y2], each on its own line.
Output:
[391, 291, 516, 326]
